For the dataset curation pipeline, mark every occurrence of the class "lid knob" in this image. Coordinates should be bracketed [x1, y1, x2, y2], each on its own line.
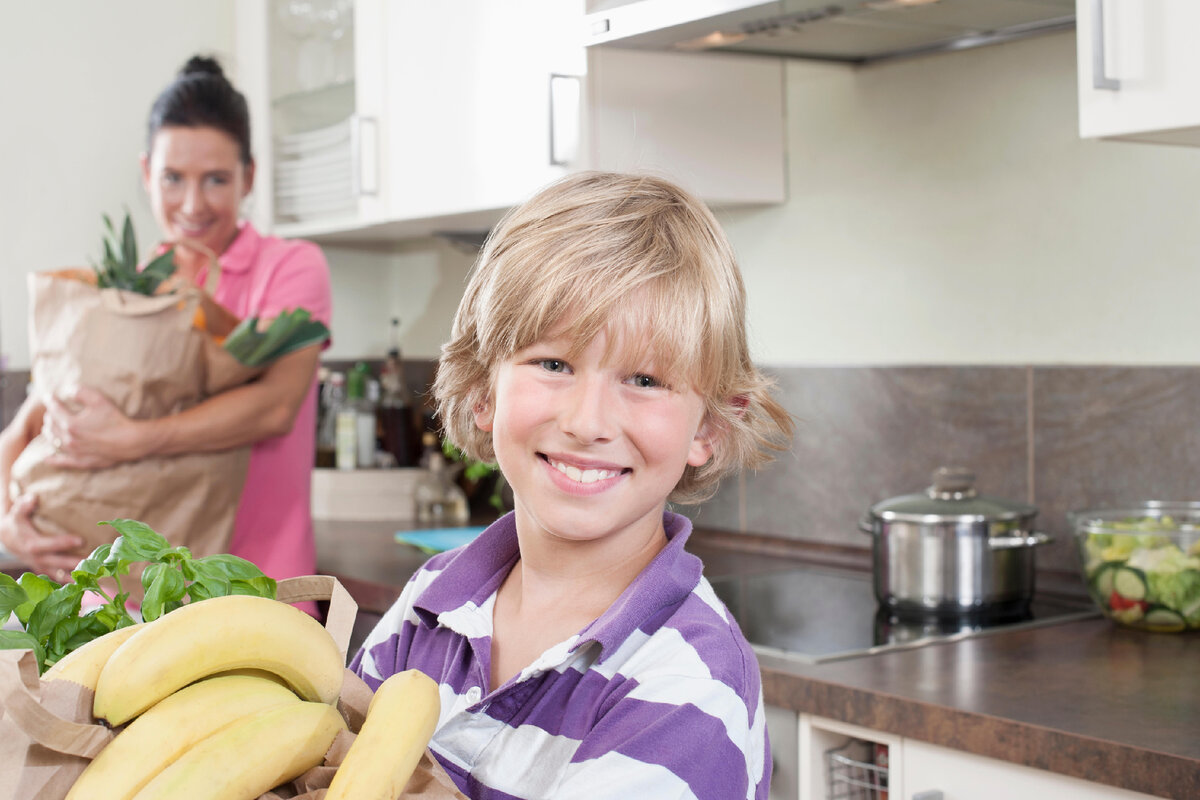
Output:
[929, 466, 977, 499]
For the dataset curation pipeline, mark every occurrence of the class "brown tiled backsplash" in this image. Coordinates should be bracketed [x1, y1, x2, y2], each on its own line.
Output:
[687, 365, 1200, 578]
[7, 363, 1197, 579]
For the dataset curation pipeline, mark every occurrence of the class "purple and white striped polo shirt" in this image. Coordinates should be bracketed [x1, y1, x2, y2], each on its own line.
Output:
[351, 511, 770, 800]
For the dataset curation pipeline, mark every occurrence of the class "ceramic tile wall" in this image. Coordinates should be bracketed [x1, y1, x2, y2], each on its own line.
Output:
[686, 366, 1200, 576]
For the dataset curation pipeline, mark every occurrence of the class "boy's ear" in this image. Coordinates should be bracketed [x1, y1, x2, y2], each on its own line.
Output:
[687, 416, 718, 468]
[473, 399, 495, 432]
[687, 396, 746, 467]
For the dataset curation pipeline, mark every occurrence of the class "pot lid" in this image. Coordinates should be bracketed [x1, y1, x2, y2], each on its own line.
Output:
[868, 466, 1037, 523]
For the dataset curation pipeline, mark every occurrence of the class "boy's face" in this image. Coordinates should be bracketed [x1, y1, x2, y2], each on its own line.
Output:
[474, 328, 714, 549]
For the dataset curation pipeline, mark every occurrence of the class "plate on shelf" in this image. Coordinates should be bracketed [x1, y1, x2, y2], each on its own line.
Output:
[275, 118, 352, 156]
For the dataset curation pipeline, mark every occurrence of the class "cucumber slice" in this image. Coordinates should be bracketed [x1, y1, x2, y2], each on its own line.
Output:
[1112, 566, 1147, 601]
[1091, 563, 1118, 599]
[1143, 607, 1187, 632]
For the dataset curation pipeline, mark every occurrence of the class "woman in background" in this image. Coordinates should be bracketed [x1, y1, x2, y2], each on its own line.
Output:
[0, 56, 332, 592]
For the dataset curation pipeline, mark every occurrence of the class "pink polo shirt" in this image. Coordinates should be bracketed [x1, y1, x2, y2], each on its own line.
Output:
[198, 222, 332, 586]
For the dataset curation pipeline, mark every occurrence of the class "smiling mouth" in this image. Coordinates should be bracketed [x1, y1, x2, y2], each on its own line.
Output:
[542, 455, 628, 484]
[174, 220, 212, 235]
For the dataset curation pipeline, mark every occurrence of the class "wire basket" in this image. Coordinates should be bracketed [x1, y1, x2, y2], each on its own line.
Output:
[825, 738, 889, 799]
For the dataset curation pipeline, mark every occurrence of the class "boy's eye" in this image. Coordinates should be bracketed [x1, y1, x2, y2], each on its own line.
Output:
[628, 373, 662, 389]
[537, 359, 569, 374]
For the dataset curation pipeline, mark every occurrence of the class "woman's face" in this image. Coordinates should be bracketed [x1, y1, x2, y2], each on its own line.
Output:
[141, 126, 254, 259]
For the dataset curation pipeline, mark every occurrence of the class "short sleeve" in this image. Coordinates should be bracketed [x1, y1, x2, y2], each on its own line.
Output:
[256, 239, 333, 333]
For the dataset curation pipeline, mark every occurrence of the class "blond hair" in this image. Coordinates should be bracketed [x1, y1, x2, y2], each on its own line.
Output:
[434, 171, 793, 504]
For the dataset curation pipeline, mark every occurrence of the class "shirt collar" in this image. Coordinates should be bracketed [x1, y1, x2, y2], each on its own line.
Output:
[413, 511, 703, 664]
[213, 221, 260, 274]
[413, 513, 521, 627]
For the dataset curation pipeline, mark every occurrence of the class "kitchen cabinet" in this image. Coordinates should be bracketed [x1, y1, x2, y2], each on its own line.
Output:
[235, 0, 785, 244]
[766, 704, 800, 800]
[798, 715, 1164, 800]
[1076, 0, 1200, 146]
[235, 0, 389, 237]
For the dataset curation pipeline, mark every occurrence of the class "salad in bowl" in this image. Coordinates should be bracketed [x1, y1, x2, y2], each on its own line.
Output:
[1072, 504, 1200, 633]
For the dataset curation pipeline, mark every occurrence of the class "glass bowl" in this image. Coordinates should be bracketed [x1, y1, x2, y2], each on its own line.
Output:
[1070, 502, 1200, 633]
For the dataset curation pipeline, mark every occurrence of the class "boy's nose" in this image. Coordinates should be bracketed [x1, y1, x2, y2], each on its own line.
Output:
[559, 376, 614, 443]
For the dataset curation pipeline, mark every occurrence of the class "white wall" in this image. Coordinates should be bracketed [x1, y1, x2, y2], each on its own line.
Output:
[0, 0, 236, 370]
[320, 239, 476, 360]
[719, 31, 1200, 366]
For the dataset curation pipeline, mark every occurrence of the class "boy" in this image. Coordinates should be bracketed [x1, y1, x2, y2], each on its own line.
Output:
[352, 172, 794, 799]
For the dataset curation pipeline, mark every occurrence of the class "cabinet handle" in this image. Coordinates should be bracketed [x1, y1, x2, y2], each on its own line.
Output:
[1091, 0, 1121, 90]
[351, 114, 380, 197]
[911, 792, 944, 800]
[549, 74, 582, 167]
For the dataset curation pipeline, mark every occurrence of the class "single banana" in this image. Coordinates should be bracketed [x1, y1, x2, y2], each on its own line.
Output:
[131, 700, 346, 800]
[66, 673, 300, 800]
[42, 623, 145, 690]
[325, 670, 442, 800]
[93, 594, 344, 725]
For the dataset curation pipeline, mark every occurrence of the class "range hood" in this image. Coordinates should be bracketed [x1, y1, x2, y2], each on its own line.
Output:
[585, 0, 1076, 64]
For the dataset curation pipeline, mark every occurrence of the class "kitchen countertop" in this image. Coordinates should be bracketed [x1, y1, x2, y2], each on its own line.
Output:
[313, 516, 1199, 798]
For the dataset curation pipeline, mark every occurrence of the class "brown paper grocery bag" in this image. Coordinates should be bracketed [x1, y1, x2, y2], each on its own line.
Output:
[9, 267, 261, 566]
[0, 649, 112, 800]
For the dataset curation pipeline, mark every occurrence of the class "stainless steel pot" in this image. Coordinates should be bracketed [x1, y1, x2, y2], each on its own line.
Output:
[859, 466, 1053, 618]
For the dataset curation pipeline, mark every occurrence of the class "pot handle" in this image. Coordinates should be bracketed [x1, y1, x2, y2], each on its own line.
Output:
[988, 531, 1054, 550]
[858, 514, 875, 535]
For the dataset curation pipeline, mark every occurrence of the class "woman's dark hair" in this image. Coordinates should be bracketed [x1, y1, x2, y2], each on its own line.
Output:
[147, 55, 253, 164]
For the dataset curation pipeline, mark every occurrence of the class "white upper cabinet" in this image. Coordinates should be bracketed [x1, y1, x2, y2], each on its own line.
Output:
[1077, 0, 1200, 146]
[236, 0, 785, 243]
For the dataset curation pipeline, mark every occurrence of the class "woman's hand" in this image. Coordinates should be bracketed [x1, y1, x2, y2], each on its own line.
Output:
[0, 493, 83, 580]
[43, 386, 150, 469]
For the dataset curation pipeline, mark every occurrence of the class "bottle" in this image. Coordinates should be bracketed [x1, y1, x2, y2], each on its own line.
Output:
[336, 367, 364, 471]
[414, 432, 470, 525]
[359, 374, 380, 468]
[318, 371, 346, 469]
[377, 318, 417, 467]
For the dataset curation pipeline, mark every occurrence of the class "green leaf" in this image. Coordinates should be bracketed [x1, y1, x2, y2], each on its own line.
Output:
[0, 630, 45, 671]
[15, 573, 57, 626]
[84, 603, 134, 631]
[46, 614, 111, 667]
[91, 212, 175, 295]
[229, 576, 278, 599]
[141, 563, 186, 622]
[0, 573, 27, 621]
[191, 553, 271, 583]
[0, 629, 40, 653]
[122, 212, 137, 269]
[102, 519, 171, 565]
[221, 310, 330, 367]
[26, 584, 83, 645]
[137, 247, 176, 293]
[186, 580, 221, 604]
[185, 559, 232, 602]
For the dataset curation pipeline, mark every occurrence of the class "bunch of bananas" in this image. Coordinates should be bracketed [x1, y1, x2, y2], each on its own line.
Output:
[44, 593, 440, 800]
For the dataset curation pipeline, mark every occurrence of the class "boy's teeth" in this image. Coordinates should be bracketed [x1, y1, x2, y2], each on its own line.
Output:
[550, 459, 618, 484]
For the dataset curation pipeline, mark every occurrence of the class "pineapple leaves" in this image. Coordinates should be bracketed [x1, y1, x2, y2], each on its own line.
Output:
[93, 210, 176, 295]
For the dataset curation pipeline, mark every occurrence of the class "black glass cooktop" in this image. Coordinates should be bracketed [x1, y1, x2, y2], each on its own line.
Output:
[708, 565, 1098, 664]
